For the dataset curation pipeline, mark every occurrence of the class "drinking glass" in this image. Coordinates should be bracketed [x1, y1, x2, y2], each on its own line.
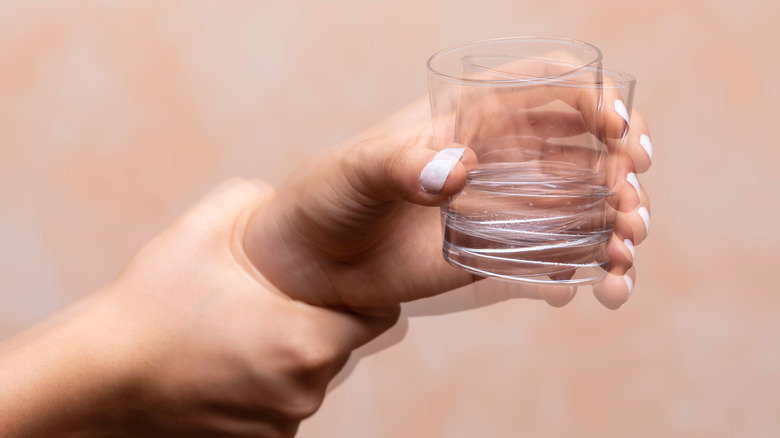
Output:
[427, 37, 635, 285]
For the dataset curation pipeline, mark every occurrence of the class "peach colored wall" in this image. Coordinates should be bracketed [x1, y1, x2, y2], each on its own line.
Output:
[1, 0, 778, 436]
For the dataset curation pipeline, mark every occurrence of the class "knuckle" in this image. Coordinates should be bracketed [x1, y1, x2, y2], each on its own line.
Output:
[289, 340, 337, 375]
[280, 318, 341, 376]
[277, 390, 326, 421]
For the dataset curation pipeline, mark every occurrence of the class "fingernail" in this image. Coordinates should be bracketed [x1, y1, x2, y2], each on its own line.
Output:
[624, 274, 634, 298]
[420, 148, 465, 194]
[626, 172, 641, 199]
[614, 100, 630, 125]
[623, 238, 635, 259]
[568, 286, 577, 300]
[438, 147, 465, 161]
[637, 206, 650, 234]
[639, 134, 653, 161]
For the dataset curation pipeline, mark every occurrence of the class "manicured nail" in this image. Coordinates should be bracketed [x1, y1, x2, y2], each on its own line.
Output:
[623, 238, 635, 259]
[438, 147, 465, 161]
[624, 274, 634, 298]
[637, 206, 650, 234]
[639, 134, 653, 161]
[626, 172, 641, 199]
[614, 100, 630, 125]
[420, 148, 465, 194]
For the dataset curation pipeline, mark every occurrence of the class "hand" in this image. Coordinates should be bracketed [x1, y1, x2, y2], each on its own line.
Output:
[448, 71, 653, 309]
[244, 95, 653, 313]
[0, 95, 652, 437]
[0, 180, 397, 437]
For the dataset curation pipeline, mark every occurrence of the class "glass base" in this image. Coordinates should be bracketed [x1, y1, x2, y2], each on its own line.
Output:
[443, 244, 608, 286]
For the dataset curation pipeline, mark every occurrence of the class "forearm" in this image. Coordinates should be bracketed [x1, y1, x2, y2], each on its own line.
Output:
[0, 294, 129, 437]
[0, 178, 403, 437]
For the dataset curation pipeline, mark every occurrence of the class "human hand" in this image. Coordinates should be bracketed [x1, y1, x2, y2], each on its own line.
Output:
[244, 94, 652, 313]
[0, 94, 651, 437]
[0, 180, 397, 437]
[448, 70, 653, 309]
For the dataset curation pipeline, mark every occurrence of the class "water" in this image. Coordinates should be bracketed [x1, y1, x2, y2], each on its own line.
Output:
[442, 161, 613, 284]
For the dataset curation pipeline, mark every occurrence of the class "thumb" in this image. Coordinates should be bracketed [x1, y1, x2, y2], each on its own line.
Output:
[345, 141, 478, 206]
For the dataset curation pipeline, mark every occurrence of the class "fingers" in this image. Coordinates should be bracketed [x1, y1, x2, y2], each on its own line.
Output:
[347, 140, 478, 206]
[419, 147, 469, 194]
[593, 107, 651, 310]
[614, 200, 651, 245]
[600, 84, 632, 142]
[499, 283, 578, 307]
[610, 106, 652, 240]
[613, 166, 649, 213]
[537, 284, 578, 307]
[605, 233, 635, 276]
[529, 231, 637, 310]
[593, 266, 636, 310]
[609, 175, 648, 291]
[624, 111, 653, 173]
[518, 75, 631, 143]
[456, 107, 591, 148]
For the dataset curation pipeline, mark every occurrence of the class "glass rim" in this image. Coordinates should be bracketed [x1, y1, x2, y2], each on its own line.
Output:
[426, 36, 605, 86]
[462, 64, 636, 88]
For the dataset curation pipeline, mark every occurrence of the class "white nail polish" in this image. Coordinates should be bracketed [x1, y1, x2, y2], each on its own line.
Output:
[614, 100, 630, 125]
[438, 147, 465, 161]
[623, 238, 635, 259]
[624, 274, 634, 297]
[637, 206, 650, 234]
[420, 148, 464, 194]
[626, 172, 641, 199]
[639, 134, 653, 161]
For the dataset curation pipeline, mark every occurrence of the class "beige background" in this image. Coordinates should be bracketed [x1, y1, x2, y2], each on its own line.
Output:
[1, 0, 778, 436]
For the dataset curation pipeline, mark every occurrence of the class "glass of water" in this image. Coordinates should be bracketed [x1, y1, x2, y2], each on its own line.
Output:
[427, 37, 635, 285]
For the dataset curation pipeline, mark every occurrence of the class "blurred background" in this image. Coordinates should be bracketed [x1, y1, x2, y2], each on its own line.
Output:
[1, 0, 778, 436]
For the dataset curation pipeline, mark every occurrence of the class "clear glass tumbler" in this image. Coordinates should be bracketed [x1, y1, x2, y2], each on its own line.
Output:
[427, 37, 635, 285]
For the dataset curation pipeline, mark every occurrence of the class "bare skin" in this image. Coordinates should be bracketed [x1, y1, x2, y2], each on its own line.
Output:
[0, 96, 651, 437]
[245, 96, 652, 311]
